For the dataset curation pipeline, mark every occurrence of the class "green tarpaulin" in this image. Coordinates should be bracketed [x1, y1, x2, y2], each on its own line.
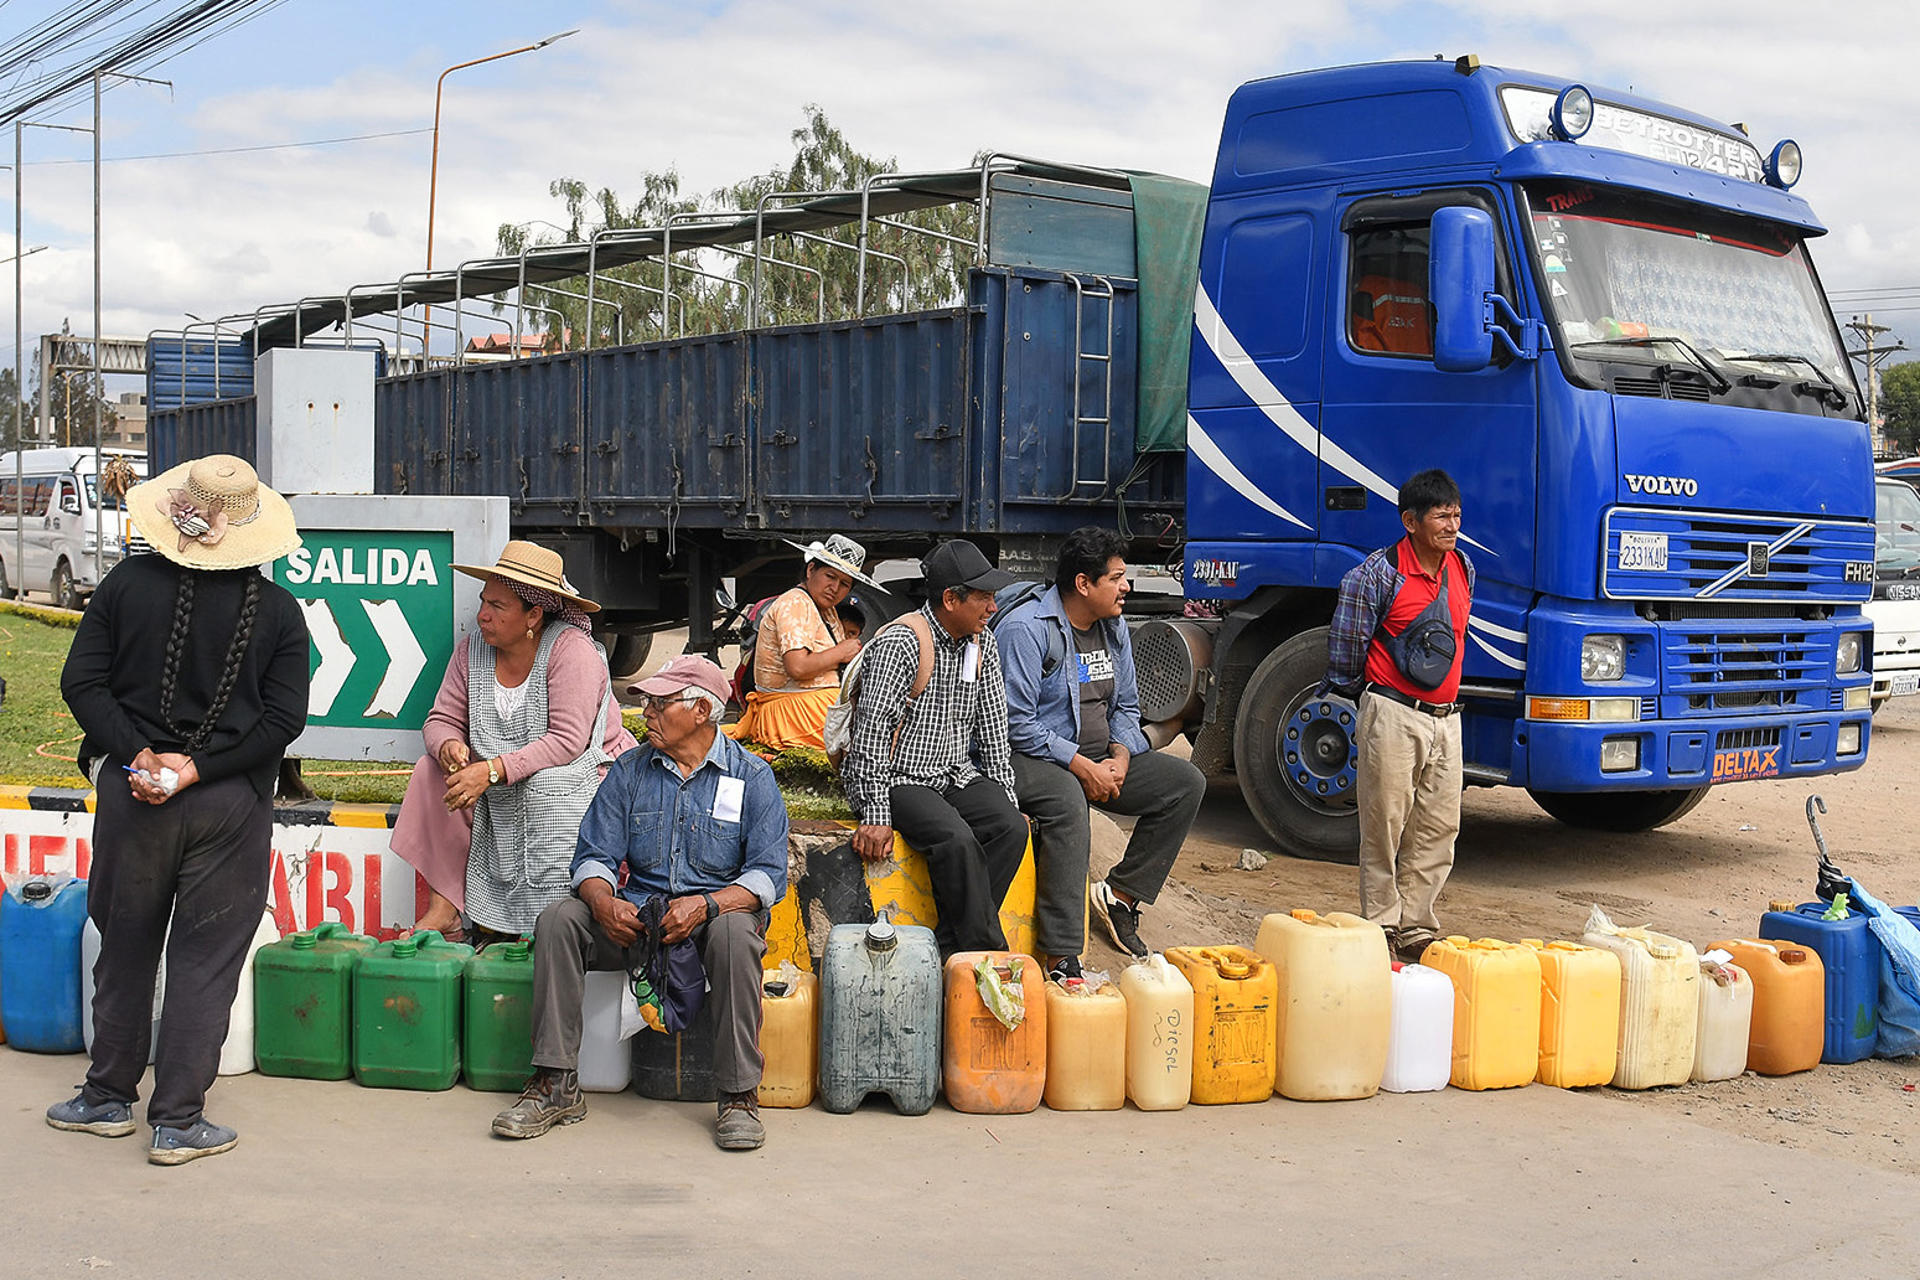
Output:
[1127, 171, 1208, 453]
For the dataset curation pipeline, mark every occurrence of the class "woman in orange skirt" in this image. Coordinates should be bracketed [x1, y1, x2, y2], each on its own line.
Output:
[725, 534, 874, 751]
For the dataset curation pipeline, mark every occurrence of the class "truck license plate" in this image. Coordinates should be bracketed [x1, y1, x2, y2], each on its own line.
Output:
[1619, 532, 1668, 572]
[1892, 672, 1920, 698]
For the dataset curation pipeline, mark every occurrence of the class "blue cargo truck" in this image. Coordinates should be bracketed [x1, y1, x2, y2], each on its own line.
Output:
[150, 57, 1874, 860]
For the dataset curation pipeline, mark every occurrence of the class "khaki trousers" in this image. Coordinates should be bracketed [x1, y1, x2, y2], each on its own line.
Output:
[1356, 691, 1462, 946]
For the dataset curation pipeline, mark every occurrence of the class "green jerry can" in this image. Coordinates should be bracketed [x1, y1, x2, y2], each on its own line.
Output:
[464, 939, 536, 1092]
[352, 930, 474, 1090]
[253, 922, 376, 1080]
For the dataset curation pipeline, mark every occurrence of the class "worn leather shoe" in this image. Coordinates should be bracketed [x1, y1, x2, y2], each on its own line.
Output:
[491, 1068, 587, 1139]
[715, 1091, 765, 1151]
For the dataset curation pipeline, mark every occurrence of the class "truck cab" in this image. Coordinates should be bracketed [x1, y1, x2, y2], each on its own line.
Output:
[1179, 58, 1874, 856]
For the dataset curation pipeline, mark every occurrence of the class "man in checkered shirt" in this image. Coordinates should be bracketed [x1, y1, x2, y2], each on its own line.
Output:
[842, 540, 1030, 954]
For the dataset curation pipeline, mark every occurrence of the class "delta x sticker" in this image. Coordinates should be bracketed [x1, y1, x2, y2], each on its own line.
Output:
[1712, 744, 1780, 782]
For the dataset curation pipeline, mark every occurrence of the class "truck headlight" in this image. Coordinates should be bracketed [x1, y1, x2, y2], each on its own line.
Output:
[1600, 737, 1640, 772]
[1836, 632, 1865, 675]
[1582, 634, 1625, 682]
[1838, 723, 1863, 756]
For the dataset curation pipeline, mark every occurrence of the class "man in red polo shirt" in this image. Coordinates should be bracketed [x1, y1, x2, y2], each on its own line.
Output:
[1324, 470, 1474, 964]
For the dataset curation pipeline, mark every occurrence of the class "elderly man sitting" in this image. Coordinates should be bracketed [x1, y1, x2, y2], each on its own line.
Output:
[491, 655, 789, 1151]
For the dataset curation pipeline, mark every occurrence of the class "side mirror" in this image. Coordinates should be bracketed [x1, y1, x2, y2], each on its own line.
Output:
[1431, 206, 1497, 373]
[60, 493, 80, 516]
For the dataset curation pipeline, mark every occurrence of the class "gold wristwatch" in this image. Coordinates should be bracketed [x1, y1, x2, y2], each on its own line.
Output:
[486, 758, 501, 785]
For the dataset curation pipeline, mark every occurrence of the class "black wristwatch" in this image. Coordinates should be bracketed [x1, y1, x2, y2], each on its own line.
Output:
[702, 892, 720, 922]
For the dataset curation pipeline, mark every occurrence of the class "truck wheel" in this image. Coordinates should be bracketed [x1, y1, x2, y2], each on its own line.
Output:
[51, 560, 82, 612]
[1527, 786, 1710, 832]
[607, 632, 653, 681]
[1232, 627, 1362, 863]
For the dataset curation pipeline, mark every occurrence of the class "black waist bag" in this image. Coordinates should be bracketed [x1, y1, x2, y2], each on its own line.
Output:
[1376, 558, 1458, 695]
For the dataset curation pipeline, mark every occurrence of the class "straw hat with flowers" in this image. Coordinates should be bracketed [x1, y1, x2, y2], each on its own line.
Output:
[125, 454, 302, 571]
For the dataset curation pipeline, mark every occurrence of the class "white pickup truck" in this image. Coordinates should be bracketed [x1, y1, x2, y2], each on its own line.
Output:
[0, 448, 145, 610]
[1869, 475, 1920, 710]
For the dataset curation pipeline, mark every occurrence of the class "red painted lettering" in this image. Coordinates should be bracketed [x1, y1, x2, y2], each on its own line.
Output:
[269, 852, 298, 935]
[324, 850, 355, 933]
[364, 854, 383, 939]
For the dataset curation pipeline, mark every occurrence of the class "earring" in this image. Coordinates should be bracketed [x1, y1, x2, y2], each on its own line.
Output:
[525, 626, 534, 640]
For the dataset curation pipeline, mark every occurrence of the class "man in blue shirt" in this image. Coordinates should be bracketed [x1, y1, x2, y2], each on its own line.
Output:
[999, 527, 1205, 978]
[492, 656, 789, 1151]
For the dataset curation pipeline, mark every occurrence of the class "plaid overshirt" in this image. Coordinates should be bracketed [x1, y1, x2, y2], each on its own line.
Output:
[1325, 540, 1476, 696]
[841, 604, 1017, 827]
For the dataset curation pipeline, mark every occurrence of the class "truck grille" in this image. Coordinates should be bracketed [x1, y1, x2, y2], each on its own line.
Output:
[1662, 624, 1830, 714]
[1603, 507, 1873, 603]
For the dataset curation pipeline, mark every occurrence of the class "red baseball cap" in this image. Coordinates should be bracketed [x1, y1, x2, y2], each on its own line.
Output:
[627, 655, 732, 704]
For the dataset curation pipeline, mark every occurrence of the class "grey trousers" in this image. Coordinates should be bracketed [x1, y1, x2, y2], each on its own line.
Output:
[83, 770, 273, 1130]
[529, 895, 768, 1094]
[1012, 749, 1206, 959]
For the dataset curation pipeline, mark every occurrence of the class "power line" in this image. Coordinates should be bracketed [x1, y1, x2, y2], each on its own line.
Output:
[18, 125, 432, 164]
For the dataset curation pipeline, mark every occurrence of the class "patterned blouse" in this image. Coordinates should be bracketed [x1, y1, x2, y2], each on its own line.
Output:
[754, 585, 846, 692]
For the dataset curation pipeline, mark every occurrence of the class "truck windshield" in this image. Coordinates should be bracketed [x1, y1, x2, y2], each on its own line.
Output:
[1522, 181, 1854, 408]
[1879, 479, 1920, 575]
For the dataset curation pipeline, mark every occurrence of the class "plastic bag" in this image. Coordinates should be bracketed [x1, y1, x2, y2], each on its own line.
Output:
[1847, 881, 1920, 1058]
[975, 956, 1026, 1030]
[763, 959, 805, 998]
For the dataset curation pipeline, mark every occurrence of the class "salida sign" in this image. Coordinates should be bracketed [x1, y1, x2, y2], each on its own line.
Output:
[268, 529, 454, 731]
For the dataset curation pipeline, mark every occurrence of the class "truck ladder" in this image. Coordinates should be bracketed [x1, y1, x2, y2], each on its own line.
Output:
[1056, 273, 1117, 499]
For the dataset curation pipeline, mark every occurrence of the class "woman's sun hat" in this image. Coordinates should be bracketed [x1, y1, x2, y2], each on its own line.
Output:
[125, 454, 302, 571]
[783, 532, 877, 586]
[451, 539, 601, 613]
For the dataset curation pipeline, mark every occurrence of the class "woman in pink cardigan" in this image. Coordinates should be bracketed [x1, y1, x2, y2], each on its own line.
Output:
[389, 542, 636, 943]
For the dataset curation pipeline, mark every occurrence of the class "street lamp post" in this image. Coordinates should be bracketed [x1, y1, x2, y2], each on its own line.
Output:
[421, 29, 576, 348]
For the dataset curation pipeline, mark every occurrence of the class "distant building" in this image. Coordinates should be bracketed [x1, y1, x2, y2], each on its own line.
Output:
[102, 391, 147, 453]
[464, 330, 570, 361]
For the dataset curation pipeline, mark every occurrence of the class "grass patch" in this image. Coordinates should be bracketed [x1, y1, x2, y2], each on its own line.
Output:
[0, 606, 90, 787]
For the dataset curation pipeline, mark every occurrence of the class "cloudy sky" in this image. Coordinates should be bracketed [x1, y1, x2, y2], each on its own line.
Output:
[7, 0, 1919, 373]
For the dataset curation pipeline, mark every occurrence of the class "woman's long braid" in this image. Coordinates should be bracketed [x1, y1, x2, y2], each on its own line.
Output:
[155, 570, 197, 733]
[156, 567, 264, 754]
[188, 574, 261, 753]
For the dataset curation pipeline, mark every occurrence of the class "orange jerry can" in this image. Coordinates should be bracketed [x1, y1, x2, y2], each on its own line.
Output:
[1712, 938, 1826, 1076]
[1166, 945, 1278, 1104]
[943, 952, 1047, 1114]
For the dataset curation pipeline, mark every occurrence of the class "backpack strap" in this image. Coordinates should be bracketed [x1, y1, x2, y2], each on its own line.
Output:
[896, 609, 935, 698]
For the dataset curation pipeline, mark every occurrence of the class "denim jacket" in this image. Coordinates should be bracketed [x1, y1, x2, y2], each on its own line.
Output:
[998, 585, 1151, 766]
[570, 730, 789, 910]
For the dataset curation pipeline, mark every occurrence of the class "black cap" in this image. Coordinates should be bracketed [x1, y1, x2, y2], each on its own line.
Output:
[922, 540, 1017, 594]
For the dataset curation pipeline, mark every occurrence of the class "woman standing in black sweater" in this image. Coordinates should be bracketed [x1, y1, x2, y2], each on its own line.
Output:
[48, 453, 310, 1165]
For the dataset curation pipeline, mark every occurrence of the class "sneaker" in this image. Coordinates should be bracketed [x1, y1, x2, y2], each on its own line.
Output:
[715, 1091, 765, 1151]
[148, 1119, 238, 1165]
[1090, 881, 1148, 960]
[45, 1093, 135, 1138]
[491, 1068, 587, 1140]
[1047, 955, 1084, 985]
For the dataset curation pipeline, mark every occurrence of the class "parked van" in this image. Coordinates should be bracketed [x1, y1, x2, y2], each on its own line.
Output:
[1869, 475, 1920, 710]
[0, 448, 146, 609]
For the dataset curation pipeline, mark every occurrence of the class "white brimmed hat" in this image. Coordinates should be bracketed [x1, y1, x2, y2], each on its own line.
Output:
[783, 533, 876, 586]
[451, 539, 601, 612]
[125, 454, 302, 571]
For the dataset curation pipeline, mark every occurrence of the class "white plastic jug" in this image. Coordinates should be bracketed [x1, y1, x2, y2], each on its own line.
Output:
[1690, 956, 1753, 1083]
[577, 969, 632, 1092]
[81, 917, 166, 1063]
[1118, 953, 1194, 1111]
[1381, 963, 1453, 1093]
[217, 911, 282, 1075]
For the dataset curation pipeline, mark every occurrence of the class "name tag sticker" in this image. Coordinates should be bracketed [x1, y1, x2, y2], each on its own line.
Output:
[961, 640, 980, 683]
[713, 776, 745, 823]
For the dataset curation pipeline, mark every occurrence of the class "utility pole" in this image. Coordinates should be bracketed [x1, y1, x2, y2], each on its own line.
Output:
[1845, 314, 1907, 455]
